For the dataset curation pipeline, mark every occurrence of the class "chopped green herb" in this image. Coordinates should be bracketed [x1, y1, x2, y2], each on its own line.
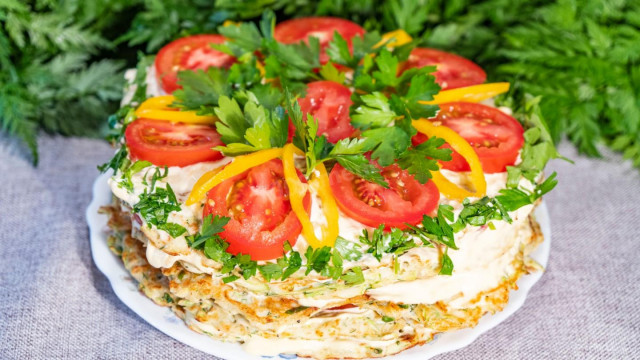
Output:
[162, 293, 174, 304]
[120, 160, 152, 191]
[133, 184, 186, 238]
[341, 266, 365, 285]
[98, 146, 129, 173]
[381, 316, 395, 323]
[439, 249, 454, 276]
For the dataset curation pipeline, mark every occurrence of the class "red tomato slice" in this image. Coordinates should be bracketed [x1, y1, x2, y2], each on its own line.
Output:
[274, 17, 365, 64]
[291, 81, 355, 143]
[329, 163, 440, 229]
[155, 34, 236, 94]
[401, 48, 486, 90]
[413, 102, 524, 173]
[203, 159, 311, 261]
[125, 119, 223, 167]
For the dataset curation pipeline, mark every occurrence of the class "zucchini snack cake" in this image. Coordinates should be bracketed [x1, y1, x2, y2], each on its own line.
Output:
[98, 12, 560, 359]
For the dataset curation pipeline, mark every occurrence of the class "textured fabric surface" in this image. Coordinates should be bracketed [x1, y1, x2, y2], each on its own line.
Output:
[0, 136, 638, 360]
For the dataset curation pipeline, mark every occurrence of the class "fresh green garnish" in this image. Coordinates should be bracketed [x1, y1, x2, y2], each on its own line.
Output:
[162, 293, 174, 304]
[133, 184, 187, 238]
[120, 160, 152, 191]
[185, 214, 230, 250]
[359, 226, 418, 261]
[98, 146, 129, 174]
[334, 237, 364, 261]
[213, 94, 288, 156]
[439, 249, 454, 276]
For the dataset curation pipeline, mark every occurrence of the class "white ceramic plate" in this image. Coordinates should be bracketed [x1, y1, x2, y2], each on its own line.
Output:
[87, 171, 551, 360]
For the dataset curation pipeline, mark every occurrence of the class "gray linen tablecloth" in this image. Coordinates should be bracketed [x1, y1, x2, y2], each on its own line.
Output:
[1, 135, 638, 359]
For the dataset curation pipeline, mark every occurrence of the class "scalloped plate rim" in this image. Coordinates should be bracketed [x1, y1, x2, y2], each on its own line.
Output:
[87, 171, 551, 360]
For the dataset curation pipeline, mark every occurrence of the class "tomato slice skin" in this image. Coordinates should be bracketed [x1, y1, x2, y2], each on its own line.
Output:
[125, 119, 224, 167]
[413, 102, 524, 173]
[293, 81, 355, 143]
[274, 17, 365, 64]
[329, 163, 440, 229]
[204, 159, 311, 261]
[155, 34, 236, 94]
[401, 48, 486, 90]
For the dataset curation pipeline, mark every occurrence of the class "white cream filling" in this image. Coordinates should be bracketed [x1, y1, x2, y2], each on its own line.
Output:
[366, 204, 532, 307]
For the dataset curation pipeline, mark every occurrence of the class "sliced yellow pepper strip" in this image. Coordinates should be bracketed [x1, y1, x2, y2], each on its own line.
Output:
[186, 148, 284, 205]
[309, 163, 339, 247]
[256, 60, 266, 78]
[135, 95, 217, 125]
[282, 144, 324, 248]
[422, 82, 510, 105]
[376, 29, 413, 48]
[136, 95, 174, 111]
[412, 119, 487, 200]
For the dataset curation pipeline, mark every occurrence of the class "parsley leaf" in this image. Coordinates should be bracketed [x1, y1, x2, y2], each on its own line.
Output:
[334, 236, 364, 261]
[359, 226, 418, 261]
[351, 92, 397, 129]
[334, 154, 387, 187]
[497, 172, 558, 211]
[214, 94, 288, 155]
[120, 160, 152, 191]
[341, 266, 365, 285]
[173, 68, 231, 115]
[439, 249, 454, 275]
[304, 246, 333, 275]
[396, 137, 451, 184]
[185, 214, 230, 250]
[319, 62, 347, 84]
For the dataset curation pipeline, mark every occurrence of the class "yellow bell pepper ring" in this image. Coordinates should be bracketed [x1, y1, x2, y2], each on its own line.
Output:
[135, 95, 217, 125]
[186, 148, 284, 205]
[411, 119, 487, 200]
[422, 82, 511, 105]
[309, 163, 340, 247]
[376, 29, 413, 49]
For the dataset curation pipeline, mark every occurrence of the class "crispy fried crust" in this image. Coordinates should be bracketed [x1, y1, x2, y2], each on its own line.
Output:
[102, 201, 544, 359]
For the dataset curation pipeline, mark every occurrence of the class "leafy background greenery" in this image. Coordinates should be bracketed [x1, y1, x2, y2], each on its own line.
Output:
[1, 0, 639, 166]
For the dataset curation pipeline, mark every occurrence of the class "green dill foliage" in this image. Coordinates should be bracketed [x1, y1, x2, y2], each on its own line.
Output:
[133, 183, 187, 238]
